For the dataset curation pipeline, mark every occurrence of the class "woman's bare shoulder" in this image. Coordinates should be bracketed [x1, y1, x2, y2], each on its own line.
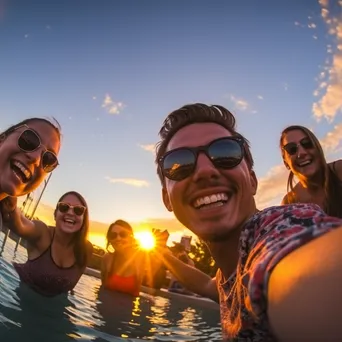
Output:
[329, 160, 342, 180]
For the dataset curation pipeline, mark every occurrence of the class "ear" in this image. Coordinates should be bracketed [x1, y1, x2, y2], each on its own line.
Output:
[250, 169, 258, 196]
[162, 187, 173, 212]
[0, 133, 6, 143]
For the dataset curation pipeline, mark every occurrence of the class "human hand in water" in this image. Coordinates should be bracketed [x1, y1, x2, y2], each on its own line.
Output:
[0, 196, 17, 221]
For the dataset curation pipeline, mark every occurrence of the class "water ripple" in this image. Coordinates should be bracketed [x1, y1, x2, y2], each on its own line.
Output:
[0, 235, 222, 341]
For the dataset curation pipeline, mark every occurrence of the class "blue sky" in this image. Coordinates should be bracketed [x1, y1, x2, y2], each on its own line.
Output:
[1, 0, 341, 244]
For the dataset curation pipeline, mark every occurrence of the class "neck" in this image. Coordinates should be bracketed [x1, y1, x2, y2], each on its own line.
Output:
[209, 208, 258, 281]
[115, 246, 133, 257]
[300, 170, 324, 191]
[54, 228, 74, 247]
[209, 235, 240, 281]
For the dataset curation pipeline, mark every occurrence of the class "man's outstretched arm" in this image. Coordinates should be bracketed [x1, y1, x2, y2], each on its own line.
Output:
[268, 227, 342, 342]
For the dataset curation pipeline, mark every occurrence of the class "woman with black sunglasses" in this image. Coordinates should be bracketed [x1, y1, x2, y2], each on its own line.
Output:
[280, 125, 342, 217]
[101, 220, 145, 297]
[2, 191, 93, 297]
[0, 118, 60, 199]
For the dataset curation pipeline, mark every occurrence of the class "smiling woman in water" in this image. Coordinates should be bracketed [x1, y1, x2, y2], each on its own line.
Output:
[0, 117, 61, 229]
[280, 125, 342, 217]
[101, 220, 145, 297]
[2, 191, 93, 297]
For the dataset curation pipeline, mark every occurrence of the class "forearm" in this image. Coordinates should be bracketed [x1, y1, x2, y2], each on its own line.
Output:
[268, 227, 342, 341]
[5, 208, 27, 236]
[161, 252, 218, 301]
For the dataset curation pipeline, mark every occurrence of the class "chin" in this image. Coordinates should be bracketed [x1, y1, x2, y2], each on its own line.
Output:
[60, 226, 81, 234]
[196, 226, 237, 243]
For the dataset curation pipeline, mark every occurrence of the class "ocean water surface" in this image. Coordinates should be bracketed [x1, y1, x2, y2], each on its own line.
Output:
[0, 234, 222, 341]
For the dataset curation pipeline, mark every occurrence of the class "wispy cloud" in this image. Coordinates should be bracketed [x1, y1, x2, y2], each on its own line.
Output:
[105, 176, 149, 187]
[139, 143, 156, 153]
[102, 94, 124, 115]
[229, 94, 250, 111]
[320, 122, 342, 154]
[257, 95, 264, 100]
[255, 165, 288, 209]
[312, 0, 342, 122]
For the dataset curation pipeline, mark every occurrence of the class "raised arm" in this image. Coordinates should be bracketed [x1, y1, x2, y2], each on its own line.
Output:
[160, 249, 218, 302]
[2, 197, 45, 242]
[268, 227, 342, 342]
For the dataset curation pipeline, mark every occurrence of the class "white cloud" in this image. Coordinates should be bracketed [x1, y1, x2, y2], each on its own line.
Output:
[105, 176, 149, 187]
[257, 95, 264, 100]
[255, 165, 288, 209]
[102, 94, 124, 115]
[139, 143, 156, 153]
[320, 122, 342, 154]
[229, 95, 249, 111]
[312, 1, 342, 122]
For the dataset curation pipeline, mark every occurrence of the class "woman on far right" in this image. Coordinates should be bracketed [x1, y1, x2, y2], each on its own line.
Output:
[280, 125, 342, 217]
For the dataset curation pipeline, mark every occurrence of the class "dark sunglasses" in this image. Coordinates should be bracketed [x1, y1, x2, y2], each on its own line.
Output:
[283, 138, 314, 156]
[15, 126, 59, 173]
[159, 137, 245, 181]
[108, 231, 130, 240]
[57, 202, 86, 216]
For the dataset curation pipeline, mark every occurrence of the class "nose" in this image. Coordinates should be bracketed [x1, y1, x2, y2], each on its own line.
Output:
[296, 144, 307, 158]
[192, 152, 220, 183]
[25, 147, 43, 168]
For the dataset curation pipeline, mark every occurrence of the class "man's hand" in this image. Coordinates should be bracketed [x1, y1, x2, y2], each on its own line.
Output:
[152, 228, 170, 248]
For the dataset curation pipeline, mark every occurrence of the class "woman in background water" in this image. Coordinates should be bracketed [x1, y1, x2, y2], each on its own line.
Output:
[2, 191, 93, 297]
[101, 220, 145, 296]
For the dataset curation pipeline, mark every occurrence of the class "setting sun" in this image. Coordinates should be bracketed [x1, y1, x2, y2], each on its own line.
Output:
[135, 231, 156, 250]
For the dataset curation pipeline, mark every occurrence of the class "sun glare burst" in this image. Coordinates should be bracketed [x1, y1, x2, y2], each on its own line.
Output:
[135, 231, 156, 250]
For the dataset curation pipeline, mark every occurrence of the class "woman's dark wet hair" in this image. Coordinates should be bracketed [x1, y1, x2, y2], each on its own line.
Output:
[54, 191, 90, 267]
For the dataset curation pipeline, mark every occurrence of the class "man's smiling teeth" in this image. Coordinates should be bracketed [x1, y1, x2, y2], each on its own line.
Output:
[193, 193, 228, 209]
[12, 161, 31, 182]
